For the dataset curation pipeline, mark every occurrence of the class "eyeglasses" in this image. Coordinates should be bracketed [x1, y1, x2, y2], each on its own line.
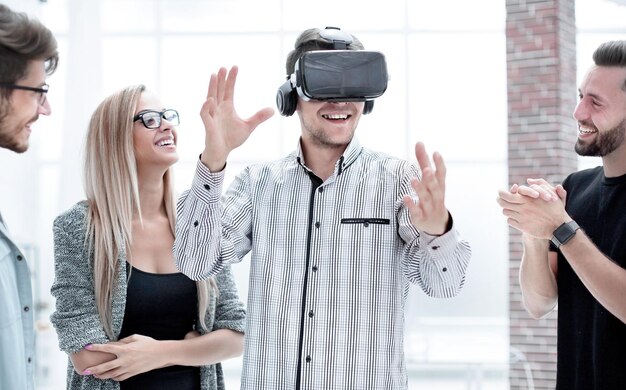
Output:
[133, 109, 180, 129]
[0, 83, 49, 105]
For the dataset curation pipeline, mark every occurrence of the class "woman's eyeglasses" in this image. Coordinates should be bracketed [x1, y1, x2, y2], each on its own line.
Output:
[133, 109, 180, 129]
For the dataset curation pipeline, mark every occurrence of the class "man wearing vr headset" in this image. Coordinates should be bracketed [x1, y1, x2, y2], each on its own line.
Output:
[175, 27, 471, 389]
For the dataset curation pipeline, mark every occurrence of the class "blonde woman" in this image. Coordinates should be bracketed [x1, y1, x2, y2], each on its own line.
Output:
[51, 85, 245, 390]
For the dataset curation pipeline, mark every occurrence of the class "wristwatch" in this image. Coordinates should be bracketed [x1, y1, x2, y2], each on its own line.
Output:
[550, 220, 580, 248]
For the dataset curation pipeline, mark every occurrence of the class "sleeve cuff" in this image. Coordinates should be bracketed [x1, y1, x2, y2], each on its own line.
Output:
[420, 217, 463, 258]
[191, 158, 226, 204]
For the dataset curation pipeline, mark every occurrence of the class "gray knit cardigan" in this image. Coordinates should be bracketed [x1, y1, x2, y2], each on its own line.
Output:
[50, 201, 246, 390]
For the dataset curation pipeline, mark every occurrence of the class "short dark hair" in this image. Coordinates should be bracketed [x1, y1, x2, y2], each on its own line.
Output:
[0, 4, 58, 93]
[285, 27, 364, 76]
[592, 40, 626, 91]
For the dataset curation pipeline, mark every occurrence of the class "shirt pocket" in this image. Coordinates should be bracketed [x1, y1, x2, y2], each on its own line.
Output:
[338, 217, 395, 268]
[339, 217, 394, 251]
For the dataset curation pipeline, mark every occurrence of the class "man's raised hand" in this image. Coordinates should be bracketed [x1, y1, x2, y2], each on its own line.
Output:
[200, 66, 274, 172]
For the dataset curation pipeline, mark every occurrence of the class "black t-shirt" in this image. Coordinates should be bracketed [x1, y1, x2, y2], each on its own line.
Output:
[555, 166, 626, 390]
[119, 265, 200, 390]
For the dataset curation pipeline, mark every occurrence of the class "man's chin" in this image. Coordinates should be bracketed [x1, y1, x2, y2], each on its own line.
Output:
[575, 140, 596, 157]
[0, 140, 29, 154]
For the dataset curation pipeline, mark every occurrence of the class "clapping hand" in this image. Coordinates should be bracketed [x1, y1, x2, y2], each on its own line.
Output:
[497, 178, 568, 239]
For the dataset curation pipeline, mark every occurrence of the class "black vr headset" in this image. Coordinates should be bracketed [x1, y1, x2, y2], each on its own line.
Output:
[276, 27, 389, 117]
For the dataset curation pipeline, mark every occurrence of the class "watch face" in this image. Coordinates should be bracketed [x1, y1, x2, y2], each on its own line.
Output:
[553, 221, 579, 246]
[554, 223, 575, 242]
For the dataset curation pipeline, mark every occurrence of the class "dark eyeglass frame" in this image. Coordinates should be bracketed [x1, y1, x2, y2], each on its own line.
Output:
[133, 109, 180, 129]
[0, 82, 49, 105]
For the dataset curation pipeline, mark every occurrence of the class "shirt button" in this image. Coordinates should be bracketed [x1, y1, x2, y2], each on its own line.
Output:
[315, 222, 320, 228]
[363, 222, 369, 227]
[318, 187, 324, 193]
[17, 255, 23, 261]
[193, 220, 199, 227]
[27, 357, 32, 363]
[312, 265, 318, 272]
[432, 245, 440, 250]
[24, 306, 30, 312]
[442, 267, 448, 272]
[203, 184, 210, 190]
[305, 355, 311, 363]
[308, 310, 314, 318]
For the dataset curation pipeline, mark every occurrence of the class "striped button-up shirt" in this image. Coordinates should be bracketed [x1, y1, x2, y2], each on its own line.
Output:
[175, 138, 471, 389]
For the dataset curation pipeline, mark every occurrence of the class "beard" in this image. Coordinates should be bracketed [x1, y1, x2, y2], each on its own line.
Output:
[575, 118, 626, 157]
[0, 101, 35, 153]
[0, 133, 28, 153]
[0, 121, 32, 154]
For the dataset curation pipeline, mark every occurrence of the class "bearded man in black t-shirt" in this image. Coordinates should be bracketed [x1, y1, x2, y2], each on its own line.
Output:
[498, 39, 626, 390]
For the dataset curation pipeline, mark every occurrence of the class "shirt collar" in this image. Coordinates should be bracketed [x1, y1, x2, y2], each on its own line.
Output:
[295, 137, 363, 176]
[0, 212, 10, 239]
[340, 137, 363, 171]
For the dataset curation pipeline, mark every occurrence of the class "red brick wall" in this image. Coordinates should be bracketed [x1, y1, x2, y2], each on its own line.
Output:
[506, 0, 578, 388]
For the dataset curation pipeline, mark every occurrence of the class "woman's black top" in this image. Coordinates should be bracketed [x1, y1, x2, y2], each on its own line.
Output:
[119, 265, 200, 390]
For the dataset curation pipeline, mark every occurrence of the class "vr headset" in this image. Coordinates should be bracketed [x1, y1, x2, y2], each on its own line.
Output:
[276, 28, 389, 116]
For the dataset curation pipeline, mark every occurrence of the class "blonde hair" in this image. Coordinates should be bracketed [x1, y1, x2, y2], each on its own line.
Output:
[83, 85, 214, 339]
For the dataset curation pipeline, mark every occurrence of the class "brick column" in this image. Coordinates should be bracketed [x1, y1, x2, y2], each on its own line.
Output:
[506, 0, 577, 389]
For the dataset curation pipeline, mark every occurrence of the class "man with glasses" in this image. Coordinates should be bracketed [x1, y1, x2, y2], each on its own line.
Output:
[0, 4, 58, 390]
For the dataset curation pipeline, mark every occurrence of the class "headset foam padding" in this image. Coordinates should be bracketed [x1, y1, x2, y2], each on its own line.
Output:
[363, 100, 374, 115]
